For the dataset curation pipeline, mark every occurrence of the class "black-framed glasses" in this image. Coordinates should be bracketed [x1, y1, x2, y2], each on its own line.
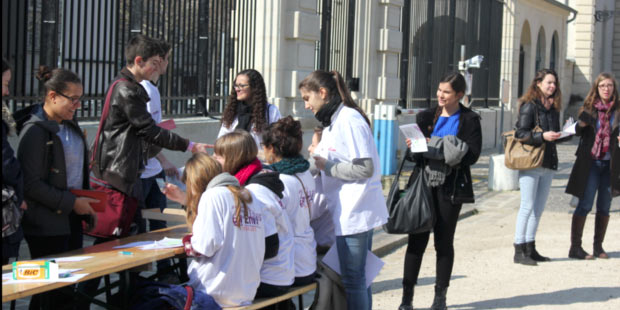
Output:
[55, 90, 82, 103]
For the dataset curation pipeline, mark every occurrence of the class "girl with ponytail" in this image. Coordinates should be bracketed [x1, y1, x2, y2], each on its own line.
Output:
[298, 70, 388, 310]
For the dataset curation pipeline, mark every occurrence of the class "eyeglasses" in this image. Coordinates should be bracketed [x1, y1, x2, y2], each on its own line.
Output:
[598, 84, 614, 89]
[234, 84, 249, 90]
[55, 90, 82, 103]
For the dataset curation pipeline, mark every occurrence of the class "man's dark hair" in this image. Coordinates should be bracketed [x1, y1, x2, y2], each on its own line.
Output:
[125, 34, 169, 66]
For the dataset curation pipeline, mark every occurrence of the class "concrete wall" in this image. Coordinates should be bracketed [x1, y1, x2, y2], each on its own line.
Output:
[613, 0, 620, 78]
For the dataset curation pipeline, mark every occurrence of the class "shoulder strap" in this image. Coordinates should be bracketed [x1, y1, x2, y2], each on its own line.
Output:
[293, 174, 312, 216]
[90, 79, 126, 169]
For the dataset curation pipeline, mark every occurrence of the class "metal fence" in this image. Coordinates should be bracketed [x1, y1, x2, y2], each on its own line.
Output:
[316, 0, 358, 91]
[400, 0, 504, 108]
[2, 0, 255, 120]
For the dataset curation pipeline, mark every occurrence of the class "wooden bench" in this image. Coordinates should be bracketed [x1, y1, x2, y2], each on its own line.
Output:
[142, 207, 186, 223]
[228, 283, 317, 310]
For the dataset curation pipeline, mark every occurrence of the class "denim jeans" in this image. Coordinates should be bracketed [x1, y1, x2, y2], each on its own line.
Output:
[336, 229, 373, 310]
[514, 167, 555, 244]
[574, 160, 612, 217]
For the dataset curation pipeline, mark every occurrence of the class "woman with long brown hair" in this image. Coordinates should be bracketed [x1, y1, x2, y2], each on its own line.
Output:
[299, 70, 388, 310]
[218, 69, 281, 148]
[566, 72, 619, 260]
[513, 68, 563, 266]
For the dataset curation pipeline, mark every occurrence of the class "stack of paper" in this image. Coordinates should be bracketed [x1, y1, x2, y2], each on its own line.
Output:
[560, 117, 577, 138]
[399, 123, 427, 153]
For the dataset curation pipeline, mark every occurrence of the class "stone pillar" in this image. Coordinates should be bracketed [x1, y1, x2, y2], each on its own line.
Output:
[612, 0, 620, 78]
[572, 0, 596, 97]
[252, 0, 320, 118]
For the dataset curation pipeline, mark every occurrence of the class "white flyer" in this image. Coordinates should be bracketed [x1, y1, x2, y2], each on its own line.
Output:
[399, 123, 428, 153]
[559, 117, 577, 139]
[322, 246, 385, 288]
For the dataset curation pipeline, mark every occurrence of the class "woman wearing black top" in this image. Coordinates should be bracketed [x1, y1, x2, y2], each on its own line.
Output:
[512, 69, 564, 266]
[400, 72, 482, 310]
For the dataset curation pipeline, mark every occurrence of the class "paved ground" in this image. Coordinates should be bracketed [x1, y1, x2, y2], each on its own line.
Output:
[370, 141, 620, 310]
[4, 141, 619, 309]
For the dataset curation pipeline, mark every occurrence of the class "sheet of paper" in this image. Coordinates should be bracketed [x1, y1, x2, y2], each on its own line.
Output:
[559, 117, 577, 139]
[113, 241, 155, 249]
[43, 256, 93, 263]
[399, 123, 428, 153]
[322, 246, 385, 288]
[3, 269, 86, 283]
[139, 237, 183, 250]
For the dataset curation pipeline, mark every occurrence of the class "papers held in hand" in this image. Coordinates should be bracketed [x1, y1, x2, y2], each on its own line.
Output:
[399, 123, 428, 153]
[69, 189, 108, 212]
[559, 117, 577, 139]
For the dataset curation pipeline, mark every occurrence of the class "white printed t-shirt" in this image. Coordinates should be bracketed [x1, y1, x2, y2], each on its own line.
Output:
[246, 182, 295, 286]
[139, 80, 163, 179]
[279, 171, 317, 277]
[314, 104, 389, 236]
[187, 186, 266, 307]
[217, 103, 281, 148]
[310, 173, 335, 247]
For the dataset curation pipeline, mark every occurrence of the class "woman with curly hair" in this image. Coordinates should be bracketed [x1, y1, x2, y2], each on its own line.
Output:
[566, 72, 619, 260]
[218, 69, 281, 148]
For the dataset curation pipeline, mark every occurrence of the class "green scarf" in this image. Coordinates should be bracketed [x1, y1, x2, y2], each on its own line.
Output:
[267, 155, 310, 175]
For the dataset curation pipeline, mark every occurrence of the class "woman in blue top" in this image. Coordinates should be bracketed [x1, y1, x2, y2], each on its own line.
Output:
[400, 72, 482, 310]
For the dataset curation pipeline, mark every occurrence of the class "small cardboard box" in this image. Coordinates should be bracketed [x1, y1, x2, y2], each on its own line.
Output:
[12, 261, 59, 280]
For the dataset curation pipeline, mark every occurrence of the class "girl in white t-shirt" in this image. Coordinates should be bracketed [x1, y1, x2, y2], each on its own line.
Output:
[218, 69, 281, 148]
[298, 70, 388, 310]
[262, 116, 318, 286]
[214, 130, 296, 303]
[160, 153, 266, 309]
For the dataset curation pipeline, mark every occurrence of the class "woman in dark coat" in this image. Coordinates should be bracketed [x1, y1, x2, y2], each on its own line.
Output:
[400, 72, 482, 310]
[2, 58, 26, 265]
[566, 72, 620, 260]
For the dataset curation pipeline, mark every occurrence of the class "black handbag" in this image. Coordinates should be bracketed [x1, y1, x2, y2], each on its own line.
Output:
[384, 151, 435, 234]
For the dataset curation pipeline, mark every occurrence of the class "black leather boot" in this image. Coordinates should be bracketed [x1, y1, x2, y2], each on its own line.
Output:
[525, 241, 550, 262]
[568, 214, 594, 260]
[430, 285, 448, 310]
[514, 243, 537, 266]
[398, 285, 414, 310]
[593, 214, 610, 259]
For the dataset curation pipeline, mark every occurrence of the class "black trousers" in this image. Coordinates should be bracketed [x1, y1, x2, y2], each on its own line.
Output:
[402, 186, 462, 289]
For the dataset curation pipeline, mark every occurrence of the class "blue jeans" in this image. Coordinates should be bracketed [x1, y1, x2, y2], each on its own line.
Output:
[574, 160, 612, 217]
[336, 229, 373, 310]
[515, 167, 554, 244]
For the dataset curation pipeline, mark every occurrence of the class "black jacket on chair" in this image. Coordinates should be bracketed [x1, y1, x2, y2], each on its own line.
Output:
[91, 68, 190, 196]
[515, 100, 561, 170]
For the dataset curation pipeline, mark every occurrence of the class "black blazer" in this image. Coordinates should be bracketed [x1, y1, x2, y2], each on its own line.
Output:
[408, 104, 482, 204]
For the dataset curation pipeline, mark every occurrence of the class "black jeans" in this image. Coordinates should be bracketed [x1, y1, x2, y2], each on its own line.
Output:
[403, 186, 462, 289]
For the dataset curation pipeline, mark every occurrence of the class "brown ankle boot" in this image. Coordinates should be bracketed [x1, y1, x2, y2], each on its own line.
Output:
[593, 214, 610, 259]
[568, 214, 594, 260]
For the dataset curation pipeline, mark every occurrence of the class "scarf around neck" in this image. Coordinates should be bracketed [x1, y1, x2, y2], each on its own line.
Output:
[235, 101, 252, 132]
[591, 100, 613, 159]
[266, 155, 310, 175]
[234, 158, 262, 185]
[315, 97, 342, 127]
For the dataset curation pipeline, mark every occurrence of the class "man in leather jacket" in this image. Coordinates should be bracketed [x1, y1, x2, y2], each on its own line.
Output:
[91, 35, 209, 197]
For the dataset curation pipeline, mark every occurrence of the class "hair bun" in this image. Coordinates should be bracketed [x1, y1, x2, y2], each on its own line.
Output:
[35, 65, 53, 82]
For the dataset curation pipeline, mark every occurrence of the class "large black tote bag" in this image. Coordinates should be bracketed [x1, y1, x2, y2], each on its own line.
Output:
[384, 152, 435, 234]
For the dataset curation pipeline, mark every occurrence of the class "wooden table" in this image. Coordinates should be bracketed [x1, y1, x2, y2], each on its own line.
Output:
[2, 225, 189, 305]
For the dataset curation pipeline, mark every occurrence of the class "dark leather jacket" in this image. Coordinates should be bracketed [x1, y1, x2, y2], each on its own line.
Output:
[408, 104, 482, 204]
[515, 100, 561, 170]
[92, 68, 189, 195]
[17, 104, 89, 236]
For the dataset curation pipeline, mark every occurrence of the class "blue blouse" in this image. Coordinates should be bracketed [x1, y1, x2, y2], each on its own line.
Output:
[431, 109, 461, 138]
